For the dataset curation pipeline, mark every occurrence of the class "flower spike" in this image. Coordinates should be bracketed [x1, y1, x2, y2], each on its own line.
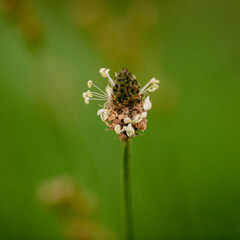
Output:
[82, 68, 159, 140]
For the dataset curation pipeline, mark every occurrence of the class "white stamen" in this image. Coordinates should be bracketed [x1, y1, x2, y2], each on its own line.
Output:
[150, 78, 160, 84]
[82, 92, 87, 98]
[147, 84, 159, 92]
[106, 72, 114, 86]
[91, 83, 108, 96]
[133, 114, 142, 123]
[141, 112, 147, 118]
[130, 126, 135, 136]
[101, 111, 109, 121]
[114, 124, 122, 135]
[126, 124, 135, 137]
[85, 97, 89, 104]
[90, 98, 108, 101]
[97, 109, 105, 115]
[143, 96, 152, 111]
[142, 84, 159, 94]
[86, 90, 93, 97]
[105, 86, 112, 96]
[124, 113, 147, 125]
[140, 77, 160, 94]
[88, 80, 92, 88]
[99, 68, 109, 78]
[122, 126, 127, 132]
[99, 68, 114, 86]
[91, 91, 108, 98]
[140, 80, 152, 94]
[98, 109, 111, 121]
[124, 118, 132, 124]
[99, 68, 105, 75]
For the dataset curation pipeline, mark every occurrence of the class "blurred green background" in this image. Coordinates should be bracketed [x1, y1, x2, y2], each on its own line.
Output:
[0, 0, 240, 239]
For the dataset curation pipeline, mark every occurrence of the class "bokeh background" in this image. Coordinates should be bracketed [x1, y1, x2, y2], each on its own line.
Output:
[0, 0, 240, 239]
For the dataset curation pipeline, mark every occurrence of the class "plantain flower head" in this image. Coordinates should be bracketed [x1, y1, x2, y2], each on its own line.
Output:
[82, 68, 159, 141]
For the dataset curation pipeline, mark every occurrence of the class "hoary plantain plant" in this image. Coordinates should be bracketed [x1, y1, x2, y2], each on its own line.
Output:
[83, 68, 159, 240]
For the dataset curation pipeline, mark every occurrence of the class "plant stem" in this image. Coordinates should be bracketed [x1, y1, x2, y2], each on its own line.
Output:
[122, 137, 134, 240]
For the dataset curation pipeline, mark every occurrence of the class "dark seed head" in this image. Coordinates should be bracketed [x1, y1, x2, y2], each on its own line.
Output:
[112, 68, 142, 109]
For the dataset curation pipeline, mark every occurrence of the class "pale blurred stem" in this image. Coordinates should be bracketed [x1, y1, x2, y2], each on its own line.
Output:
[122, 137, 134, 240]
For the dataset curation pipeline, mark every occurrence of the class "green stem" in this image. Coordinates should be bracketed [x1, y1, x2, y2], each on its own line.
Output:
[122, 137, 134, 240]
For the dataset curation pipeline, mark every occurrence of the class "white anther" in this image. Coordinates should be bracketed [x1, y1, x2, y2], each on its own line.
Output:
[99, 68, 110, 78]
[105, 86, 112, 96]
[126, 124, 135, 137]
[85, 97, 89, 105]
[87, 80, 92, 88]
[97, 109, 105, 116]
[124, 118, 132, 124]
[82, 92, 87, 98]
[150, 78, 160, 84]
[86, 90, 93, 97]
[148, 84, 159, 92]
[141, 112, 147, 118]
[114, 124, 122, 135]
[143, 96, 152, 110]
[133, 115, 142, 123]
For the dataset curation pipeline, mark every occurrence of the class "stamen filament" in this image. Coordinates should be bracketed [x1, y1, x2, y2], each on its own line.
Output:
[107, 73, 115, 86]
[92, 94, 106, 99]
[91, 91, 108, 97]
[142, 84, 158, 94]
[142, 86, 153, 94]
[140, 81, 152, 94]
[89, 98, 108, 101]
[90, 96, 108, 100]
[92, 83, 108, 96]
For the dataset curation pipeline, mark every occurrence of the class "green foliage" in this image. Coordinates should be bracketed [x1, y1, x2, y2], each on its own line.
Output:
[0, 0, 240, 239]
